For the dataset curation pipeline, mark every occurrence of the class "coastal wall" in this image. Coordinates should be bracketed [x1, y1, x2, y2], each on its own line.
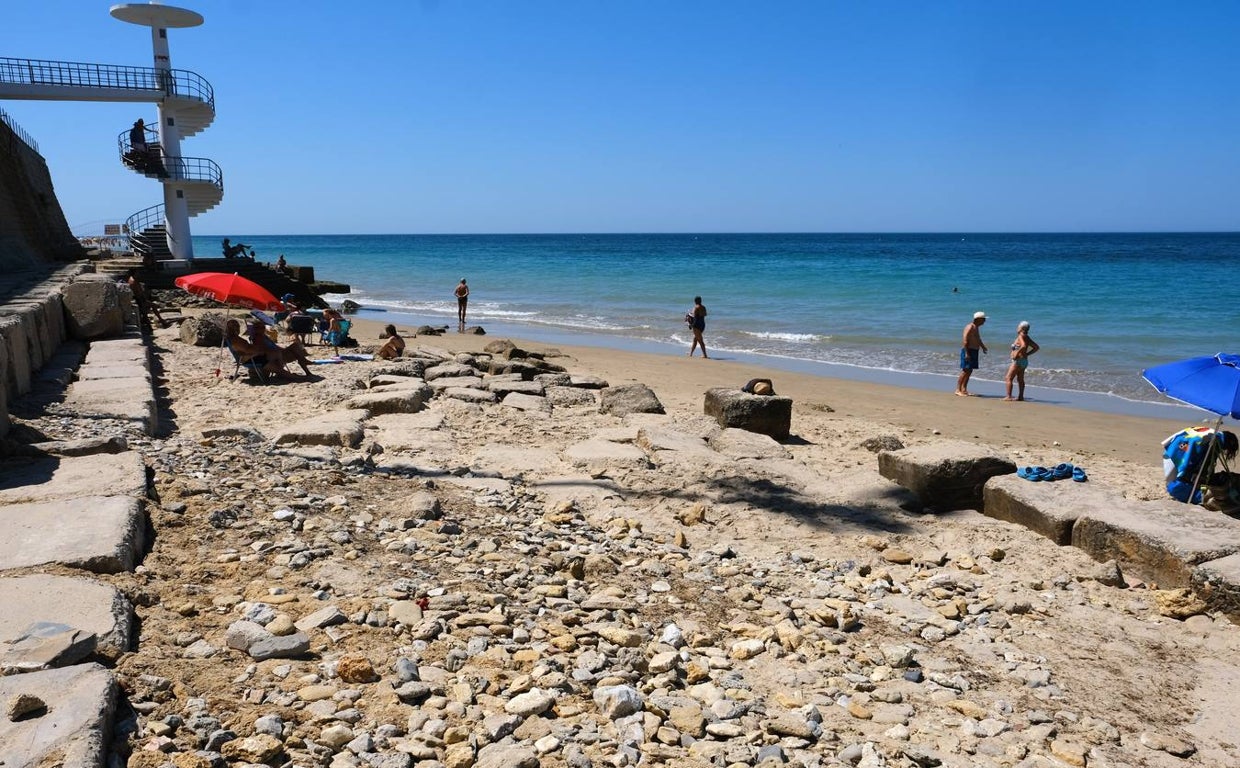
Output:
[0, 113, 83, 268]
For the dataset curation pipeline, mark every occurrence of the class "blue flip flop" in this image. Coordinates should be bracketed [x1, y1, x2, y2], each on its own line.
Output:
[1072, 466, 1088, 482]
[1019, 466, 1050, 482]
[1051, 463, 1075, 481]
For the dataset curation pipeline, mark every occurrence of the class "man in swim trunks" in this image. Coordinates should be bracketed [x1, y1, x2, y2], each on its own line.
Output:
[955, 311, 987, 396]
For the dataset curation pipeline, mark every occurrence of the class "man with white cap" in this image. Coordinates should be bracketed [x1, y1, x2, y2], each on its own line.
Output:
[955, 311, 988, 396]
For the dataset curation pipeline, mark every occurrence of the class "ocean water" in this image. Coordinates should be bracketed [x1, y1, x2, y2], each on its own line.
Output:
[192, 232, 1240, 406]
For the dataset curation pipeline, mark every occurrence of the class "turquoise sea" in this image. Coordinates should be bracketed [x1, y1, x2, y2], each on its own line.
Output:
[191, 233, 1239, 411]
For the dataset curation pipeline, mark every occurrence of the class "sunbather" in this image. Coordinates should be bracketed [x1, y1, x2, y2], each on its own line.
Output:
[224, 319, 310, 380]
[246, 320, 314, 376]
[377, 324, 405, 360]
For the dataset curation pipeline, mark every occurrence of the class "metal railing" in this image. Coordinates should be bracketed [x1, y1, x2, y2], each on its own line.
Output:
[0, 57, 214, 107]
[117, 126, 223, 187]
[0, 104, 39, 156]
[125, 204, 168, 256]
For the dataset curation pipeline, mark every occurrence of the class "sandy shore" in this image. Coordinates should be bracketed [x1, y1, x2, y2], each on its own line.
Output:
[338, 315, 1190, 477]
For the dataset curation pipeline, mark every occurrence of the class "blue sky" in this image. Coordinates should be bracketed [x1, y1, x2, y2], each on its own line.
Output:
[4, 1, 1239, 235]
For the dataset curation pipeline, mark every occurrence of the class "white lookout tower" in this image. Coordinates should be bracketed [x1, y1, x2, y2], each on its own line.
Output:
[0, 3, 219, 263]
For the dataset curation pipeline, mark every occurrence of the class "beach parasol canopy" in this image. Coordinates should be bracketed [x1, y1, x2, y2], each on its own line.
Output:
[174, 272, 284, 311]
[1142, 353, 1240, 420]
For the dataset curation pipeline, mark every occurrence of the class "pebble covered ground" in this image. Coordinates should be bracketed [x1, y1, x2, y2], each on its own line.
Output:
[9, 321, 1240, 768]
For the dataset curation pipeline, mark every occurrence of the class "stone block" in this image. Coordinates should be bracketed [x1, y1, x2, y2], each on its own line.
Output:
[273, 409, 369, 447]
[982, 474, 1111, 545]
[1073, 500, 1240, 588]
[877, 440, 1015, 512]
[0, 575, 133, 662]
[429, 375, 484, 391]
[709, 428, 791, 460]
[62, 277, 125, 340]
[562, 438, 651, 470]
[0, 452, 147, 505]
[502, 392, 551, 412]
[443, 387, 497, 404]
[0, 496, 145, 574]
[83, 337, 148, 365]
[345, 387, 429, 415]
[61, 382, 157, 435]
[487, 380, 545, 396]
[0, 663, 116, 768]
[0, 314, 31, 397]
[545, 386, 597, 408]
[703, 387, 791, 440]
[601, 383, 666, 417]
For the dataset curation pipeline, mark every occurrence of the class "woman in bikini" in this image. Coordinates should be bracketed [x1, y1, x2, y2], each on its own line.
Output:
[688, 296, 708, 359]
[1004, 320, 1039, 401]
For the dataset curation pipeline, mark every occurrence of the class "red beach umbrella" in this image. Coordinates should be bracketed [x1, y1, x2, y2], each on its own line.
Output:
[174, 272, 284, 311]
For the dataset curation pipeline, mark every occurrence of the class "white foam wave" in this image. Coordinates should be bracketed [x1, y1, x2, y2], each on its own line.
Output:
[739, 331, 827, 343]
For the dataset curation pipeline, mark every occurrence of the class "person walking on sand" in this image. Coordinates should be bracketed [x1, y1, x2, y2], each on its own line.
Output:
[455, 278, 469, 325]
[955, 311, 987, 396]
[688, 296, 709, 358]
[1004, 320, 1040, 401]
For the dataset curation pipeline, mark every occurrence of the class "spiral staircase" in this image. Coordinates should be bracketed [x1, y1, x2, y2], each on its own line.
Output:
[0, 56, 221, 264]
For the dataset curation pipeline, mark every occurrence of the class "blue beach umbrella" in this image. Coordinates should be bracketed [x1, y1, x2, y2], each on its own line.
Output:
[1142, 353, 1240, 419]
[1142, 353, 1240, 503]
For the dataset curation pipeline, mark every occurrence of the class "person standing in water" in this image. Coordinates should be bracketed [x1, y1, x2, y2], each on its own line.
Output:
[455, 278, 469, 326]
[1004, 320, 1040, 401]
[955, 311, 987, 396]
[688, 296, 708, 358]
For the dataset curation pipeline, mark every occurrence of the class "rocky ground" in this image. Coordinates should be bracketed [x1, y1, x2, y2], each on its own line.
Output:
[11, 322, 1240, 768]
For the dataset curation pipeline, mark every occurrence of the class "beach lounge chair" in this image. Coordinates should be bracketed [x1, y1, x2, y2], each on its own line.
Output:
[224, 339, 266, 383]
[287, 313, 316, 346]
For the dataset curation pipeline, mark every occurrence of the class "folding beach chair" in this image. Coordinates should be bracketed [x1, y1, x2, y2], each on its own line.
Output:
[324, 319, 352, 354]
[224, 338, 266, 383]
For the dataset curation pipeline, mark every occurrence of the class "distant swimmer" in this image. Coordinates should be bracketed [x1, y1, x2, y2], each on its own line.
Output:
[455, 278, 469, 325]
[952, 286, 959, 293]
[955, 311, 987, 396]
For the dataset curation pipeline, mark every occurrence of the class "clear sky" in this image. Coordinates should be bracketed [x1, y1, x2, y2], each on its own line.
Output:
[4, 1, 1239, 235]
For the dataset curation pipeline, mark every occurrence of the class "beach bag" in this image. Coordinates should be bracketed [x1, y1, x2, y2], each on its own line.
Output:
[684, 312, 694, 327]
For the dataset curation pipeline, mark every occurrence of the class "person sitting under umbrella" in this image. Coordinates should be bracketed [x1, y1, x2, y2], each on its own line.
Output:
[224, 319, 312, 381]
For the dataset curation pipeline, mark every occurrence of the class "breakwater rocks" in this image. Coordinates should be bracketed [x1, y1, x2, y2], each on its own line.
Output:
[4, 321, 1240, 767]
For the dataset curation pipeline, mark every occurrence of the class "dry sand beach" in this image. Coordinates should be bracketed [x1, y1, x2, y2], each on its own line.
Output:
[24, 311, 1239, 767]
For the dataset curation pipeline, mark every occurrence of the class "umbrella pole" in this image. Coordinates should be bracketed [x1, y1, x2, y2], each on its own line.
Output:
[1189, 416, 1225, 504]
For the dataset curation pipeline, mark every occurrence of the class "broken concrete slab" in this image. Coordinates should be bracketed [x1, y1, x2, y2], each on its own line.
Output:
[73, 362, 151, 381]
[272, 409, 369, 447]
[0, 496, 145, 573]
[28, 436, 129, 457]
[1193, 553, 1240, 619]
[1, 624, 97, 674]
[0, 662, 116, 768]
[982, 474, 1114, 545]
[502, 392, 551, 412]
[1073, 500, 1240, 588]
[471, 443, 562, 476]
[709, 428, 791, 460]
[442, 387, 496, 404]
[0, 575, 132, 662]
[488, 380, 545, 396]
[345, 387, 429, 415]
[81, 337, 148, 364]
[428, 375, 485, 391]
[0, 452, 147, 505]
[545, 386, 597, 408]
[562, 438, 652, 470]
[424, 362, 477, 381]
[61, 382, 156, 435]
[877, 440, 1016, 512]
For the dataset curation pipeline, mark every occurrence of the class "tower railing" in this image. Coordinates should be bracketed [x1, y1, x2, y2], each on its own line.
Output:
[0, 57, 214, 106]
[117, 126, 223, 187]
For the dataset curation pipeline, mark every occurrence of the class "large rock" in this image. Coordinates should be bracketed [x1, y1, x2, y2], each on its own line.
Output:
[346, 386, 430, 415]
[877, 440, 1015, 512]
[600, 383, 665, 417]
[179, 313, 225, 347]
[0, 663, 116, 768]
[62, 277, 125, 340]
[703, 387, 791, 440]
[1193, 554, 1240, 619]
